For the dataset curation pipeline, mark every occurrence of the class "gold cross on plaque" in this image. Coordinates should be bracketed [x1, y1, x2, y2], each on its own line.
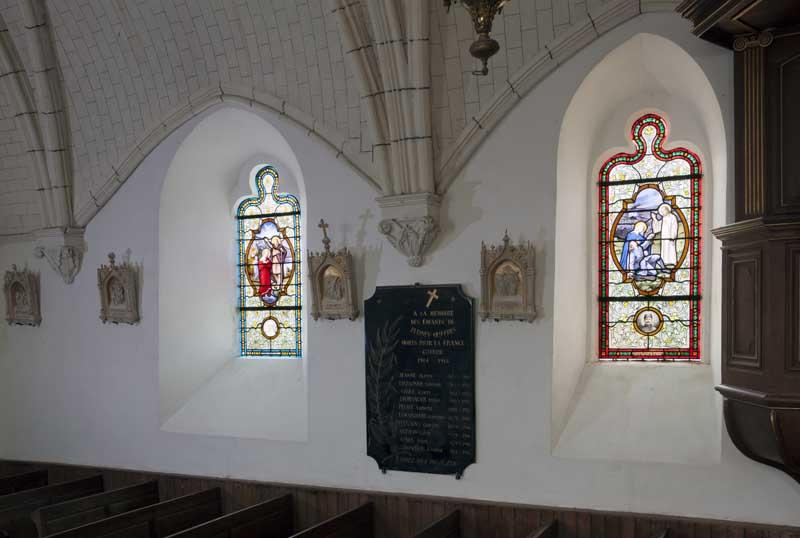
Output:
[426, 288, 439, 308]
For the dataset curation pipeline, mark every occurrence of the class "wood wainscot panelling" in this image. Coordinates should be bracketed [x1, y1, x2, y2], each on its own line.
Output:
[768, 34, 800, 216]
[727, 248, 762, 369]
[1, 460, 799, 538]
[788, 244, 800, 372]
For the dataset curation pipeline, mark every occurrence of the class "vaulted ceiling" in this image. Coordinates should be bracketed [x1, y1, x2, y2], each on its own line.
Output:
[0, 0, 676, 241]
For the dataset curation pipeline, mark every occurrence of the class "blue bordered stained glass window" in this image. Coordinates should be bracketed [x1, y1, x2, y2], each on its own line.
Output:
[598, 113, 702, 361]
[237, 165, 302, 357]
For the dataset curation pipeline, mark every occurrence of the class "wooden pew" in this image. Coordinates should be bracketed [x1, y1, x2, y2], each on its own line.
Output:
[36, 481, 160, 536]
[166, 494, 293, 538]
[48, 488, 222, 538]
[526, 519, 558, 538]
[288, 503, 372, 538]
[412, 510, 459, 538]
[0, 471, 47, 496]
[0, 476, 104, 524]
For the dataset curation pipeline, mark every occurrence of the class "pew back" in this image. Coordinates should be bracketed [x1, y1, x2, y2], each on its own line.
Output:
[48, 488, 222, 538]
[166, 494, 293, 538]
[0, 476, 104, 523]
[37, 481, 160, 536]
[289, 503, 373, 538]
[526, 519, 558, 538]
[413, 511, 459, 538]
[0, 471, 48, 496]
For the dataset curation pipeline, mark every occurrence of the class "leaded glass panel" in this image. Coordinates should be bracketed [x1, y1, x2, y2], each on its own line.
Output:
[237, 166, 302, 357]
[598, 113, 701, 361]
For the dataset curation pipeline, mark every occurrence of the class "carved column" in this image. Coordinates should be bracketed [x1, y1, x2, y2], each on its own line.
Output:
[332, 0, 439, 266]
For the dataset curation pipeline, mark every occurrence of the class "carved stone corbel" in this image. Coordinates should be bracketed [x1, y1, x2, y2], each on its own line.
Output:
[33, 228, 85, 284]
[377, 193, 441, 267]
[479, 231, 536, 322]
[308, 220, 359, 321]
[4, 265, 41, 327]
[97, 251, 140, 325]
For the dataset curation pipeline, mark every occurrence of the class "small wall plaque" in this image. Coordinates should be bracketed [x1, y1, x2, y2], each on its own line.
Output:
[480, 231, 536, 322]
[98, 252, 140, 325]
[4, 265, 41, 326]
[308, 220, 359, 321]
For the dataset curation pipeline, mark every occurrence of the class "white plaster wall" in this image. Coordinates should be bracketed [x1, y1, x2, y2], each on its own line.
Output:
[555, 363, 719, 465]
[1, 12, 800, 527]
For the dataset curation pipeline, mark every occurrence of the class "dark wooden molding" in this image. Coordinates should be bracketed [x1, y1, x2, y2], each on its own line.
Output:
[719, 392, 800, 482]
[1, 460, 799, 538]
[742, 45, 766, 218]
[677, 0, 800, 49]
[413, 510, 459, 538]
[166, 494, 293, 538]
[789, 245, 800, 372]
[716, 384, 800, 408]
[727, 249, 762, 369]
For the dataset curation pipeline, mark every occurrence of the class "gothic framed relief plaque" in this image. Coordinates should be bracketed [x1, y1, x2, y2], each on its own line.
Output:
[4, 265, 41, 327]
[480, 231, 535, 322]
[97, 252, 140, 325]
[365, 284, 475, 478]
[308, 220, 359, 321]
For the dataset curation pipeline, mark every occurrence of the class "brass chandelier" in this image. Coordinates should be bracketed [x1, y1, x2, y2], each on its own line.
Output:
[444, 0, 512, 76]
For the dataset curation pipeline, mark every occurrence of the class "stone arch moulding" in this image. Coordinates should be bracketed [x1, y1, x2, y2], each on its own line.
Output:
[74, 84, 383, 229]
[436, 0, 681, 194]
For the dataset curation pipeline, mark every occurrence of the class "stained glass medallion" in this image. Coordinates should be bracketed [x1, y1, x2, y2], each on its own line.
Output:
[598, 114, 701, 361]
[237, 165, 302, 357]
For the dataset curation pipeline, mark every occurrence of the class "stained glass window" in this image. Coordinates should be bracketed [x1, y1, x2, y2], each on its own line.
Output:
[237, 165, 302, 357]
[598, 113, 701, 361]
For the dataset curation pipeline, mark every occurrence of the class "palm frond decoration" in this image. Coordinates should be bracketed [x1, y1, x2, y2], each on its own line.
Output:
[366, 317, 402, 467]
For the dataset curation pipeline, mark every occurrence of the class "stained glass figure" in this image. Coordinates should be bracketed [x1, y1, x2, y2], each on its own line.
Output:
[237, 165, 302, 357]
[598, 113, 701, 360]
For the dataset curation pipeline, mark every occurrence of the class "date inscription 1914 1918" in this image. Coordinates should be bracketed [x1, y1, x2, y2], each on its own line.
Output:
[365, 284, 475, 479]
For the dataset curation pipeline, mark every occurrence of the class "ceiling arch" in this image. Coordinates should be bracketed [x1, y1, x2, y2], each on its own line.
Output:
[0, 0, 683, 241]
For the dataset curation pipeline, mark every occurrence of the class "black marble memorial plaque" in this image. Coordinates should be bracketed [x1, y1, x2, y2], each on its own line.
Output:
[365, 284, 475, 478]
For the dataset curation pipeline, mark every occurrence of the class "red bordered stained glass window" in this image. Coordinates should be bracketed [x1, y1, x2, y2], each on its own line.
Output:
[598, 113, 702, 361]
